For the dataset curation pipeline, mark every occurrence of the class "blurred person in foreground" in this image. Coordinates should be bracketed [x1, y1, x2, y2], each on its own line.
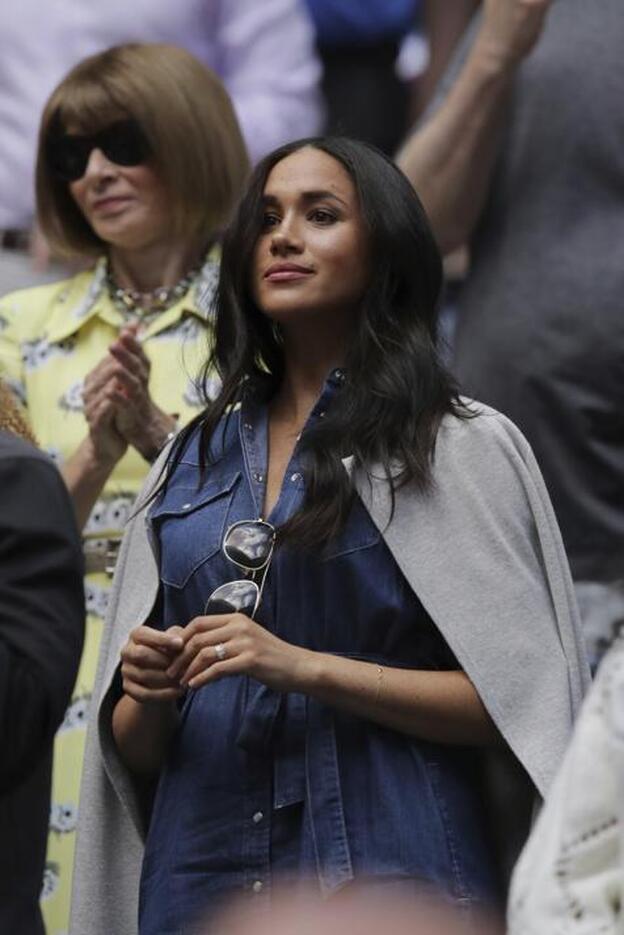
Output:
[0, 0, 322, 293]
[0, 42, 249, 933]
[397, 0, 624, 673]
[213, 885, 504, 935]
[0, 380, 84, 935]
[71, 137, 587, 934]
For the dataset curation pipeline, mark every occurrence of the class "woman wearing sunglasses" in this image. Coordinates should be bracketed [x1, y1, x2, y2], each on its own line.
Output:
[0, 42, 248, 933]
[72, 138, 588, 935]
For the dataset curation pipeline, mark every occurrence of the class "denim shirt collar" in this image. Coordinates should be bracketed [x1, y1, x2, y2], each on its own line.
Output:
[239, 368, 345, 519]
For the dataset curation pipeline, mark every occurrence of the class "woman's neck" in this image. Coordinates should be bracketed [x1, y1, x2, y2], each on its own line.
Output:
[270, 324, 347, 427]
[108, 241, 203, 292]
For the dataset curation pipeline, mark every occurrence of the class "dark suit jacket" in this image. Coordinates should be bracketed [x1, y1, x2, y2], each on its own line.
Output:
[0, 432, 84, 935]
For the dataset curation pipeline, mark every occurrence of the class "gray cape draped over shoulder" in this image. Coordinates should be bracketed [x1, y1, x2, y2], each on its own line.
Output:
[70, 402, 590, 935]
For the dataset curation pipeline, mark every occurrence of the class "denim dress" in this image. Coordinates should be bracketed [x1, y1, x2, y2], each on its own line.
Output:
[139, 372, 499, 934]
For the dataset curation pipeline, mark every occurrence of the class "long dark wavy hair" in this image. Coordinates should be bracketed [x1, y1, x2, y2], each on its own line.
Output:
[167, 136, 465, 548]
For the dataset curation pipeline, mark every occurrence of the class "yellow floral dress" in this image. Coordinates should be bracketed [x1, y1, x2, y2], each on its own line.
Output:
[0, 252, 219, 935]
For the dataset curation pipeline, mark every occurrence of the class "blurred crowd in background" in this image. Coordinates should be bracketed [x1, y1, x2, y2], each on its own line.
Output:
[0, 1, 623, 934]
[0, 0, 483, 295]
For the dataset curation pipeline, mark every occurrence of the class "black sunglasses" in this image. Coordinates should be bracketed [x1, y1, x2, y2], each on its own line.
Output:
[204, 520, 276, 619]
[46, 119, 150, 182]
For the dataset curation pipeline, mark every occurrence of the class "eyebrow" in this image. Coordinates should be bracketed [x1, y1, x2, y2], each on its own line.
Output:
[262, 189, 349, 208]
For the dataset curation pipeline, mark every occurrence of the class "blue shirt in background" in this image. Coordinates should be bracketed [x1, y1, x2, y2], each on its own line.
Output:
[304, 0, 421, 47]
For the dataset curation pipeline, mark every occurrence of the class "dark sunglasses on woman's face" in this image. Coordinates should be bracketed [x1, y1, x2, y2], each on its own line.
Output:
[204, 520, 276, 619]
[46, 119, 150, 182]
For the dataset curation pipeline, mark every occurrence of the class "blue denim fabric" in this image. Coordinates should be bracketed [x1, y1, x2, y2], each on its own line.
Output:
[139, 373, 499, 934]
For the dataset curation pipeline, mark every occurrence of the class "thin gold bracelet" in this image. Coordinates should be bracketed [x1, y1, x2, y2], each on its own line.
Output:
[374, 665, 384, 703]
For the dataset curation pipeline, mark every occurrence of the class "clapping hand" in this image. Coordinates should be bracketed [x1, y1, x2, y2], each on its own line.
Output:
[108, 325, 176, 461]
[82, 355, 129, 467]
[82, 324, 176, 465]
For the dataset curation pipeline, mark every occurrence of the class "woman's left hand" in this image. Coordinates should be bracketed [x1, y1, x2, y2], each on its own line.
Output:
[166, 613, 315, 692]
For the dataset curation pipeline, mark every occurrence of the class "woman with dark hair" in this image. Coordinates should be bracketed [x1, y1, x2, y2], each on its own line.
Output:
[71, 138, 588, 935]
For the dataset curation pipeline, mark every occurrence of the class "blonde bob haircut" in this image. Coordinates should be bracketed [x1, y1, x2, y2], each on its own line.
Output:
[36, 43, 250, 258]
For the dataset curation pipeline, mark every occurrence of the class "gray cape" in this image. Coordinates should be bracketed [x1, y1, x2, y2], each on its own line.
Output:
[70, 402, 590, 934]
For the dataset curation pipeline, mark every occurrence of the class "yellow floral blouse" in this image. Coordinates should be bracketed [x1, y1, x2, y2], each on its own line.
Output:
[0, 252, 219, 935]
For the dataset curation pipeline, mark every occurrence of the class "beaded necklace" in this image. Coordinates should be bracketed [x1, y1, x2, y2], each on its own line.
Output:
[105, 260, 201, 319]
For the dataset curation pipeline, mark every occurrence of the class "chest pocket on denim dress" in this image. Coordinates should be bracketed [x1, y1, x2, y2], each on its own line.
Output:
[150, 472, 240, 589]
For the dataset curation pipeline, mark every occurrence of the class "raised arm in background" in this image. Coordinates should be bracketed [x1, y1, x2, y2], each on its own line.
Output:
[412, 0, 480, 120]
[397, 0, 552, 254]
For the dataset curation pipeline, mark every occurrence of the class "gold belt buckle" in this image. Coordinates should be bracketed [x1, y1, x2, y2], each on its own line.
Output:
[83, 536, 122, 576]
[105, 538, 121, 577]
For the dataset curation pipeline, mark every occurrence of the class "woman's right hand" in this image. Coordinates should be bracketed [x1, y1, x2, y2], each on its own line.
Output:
[83, 356, 128, 466]
[120, 625, 186, 704]
[62, 357, 130, 528]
